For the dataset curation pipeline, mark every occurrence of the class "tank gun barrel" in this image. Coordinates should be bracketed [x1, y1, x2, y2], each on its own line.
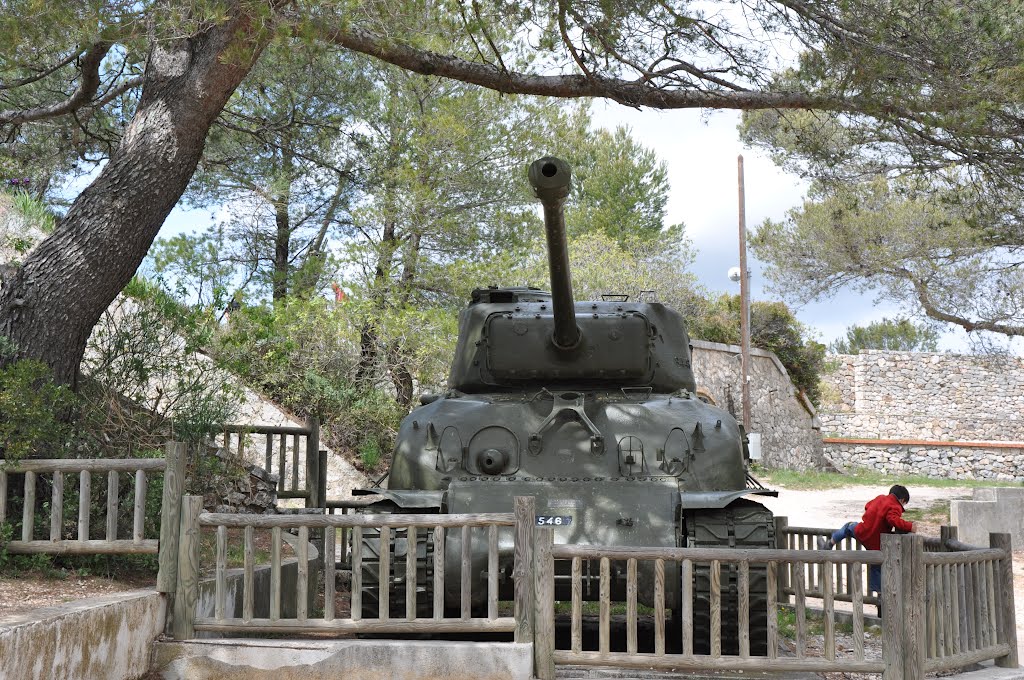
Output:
[529, 156, 580, 350]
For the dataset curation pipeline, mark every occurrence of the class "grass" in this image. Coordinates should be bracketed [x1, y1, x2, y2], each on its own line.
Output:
[197, 527, 291, 571]
[9, 189, 57, 233]
[553, 600, 656, 616]
[756, 465, 1024, 491]
[902, 499, 950, 526]
[777, 607, 864, 640]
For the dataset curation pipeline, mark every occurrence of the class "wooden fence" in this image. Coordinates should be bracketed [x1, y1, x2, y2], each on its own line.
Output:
[5, 438, 1012, 680]
[0, 443, 184, 568]
[164, 495, 538, 641]
[776, 517, 879, 607]
[531, 528, 1017, 679]
[775, 519, 1019, 676]
[219, 417, 324, 507]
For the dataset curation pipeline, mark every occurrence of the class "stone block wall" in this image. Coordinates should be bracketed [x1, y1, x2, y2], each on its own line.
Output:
[819, 350, 1024, 481]
[825, 442, 1024, 481]
[689, 339, 827, 470]
[200, 447, 280, 514]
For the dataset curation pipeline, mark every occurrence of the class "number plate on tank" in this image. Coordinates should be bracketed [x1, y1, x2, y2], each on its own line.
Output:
[536, 515, 573, 526]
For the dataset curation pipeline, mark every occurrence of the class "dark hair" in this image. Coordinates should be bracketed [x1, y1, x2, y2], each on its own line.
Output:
[889, 484, 910, 503]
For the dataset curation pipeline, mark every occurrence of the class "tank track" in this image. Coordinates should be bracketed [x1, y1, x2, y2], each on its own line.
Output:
[359, 527, 434, 619]
[683, 499, 773, 656]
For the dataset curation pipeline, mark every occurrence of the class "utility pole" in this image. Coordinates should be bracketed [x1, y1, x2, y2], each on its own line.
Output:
[737, 155, 752, 433]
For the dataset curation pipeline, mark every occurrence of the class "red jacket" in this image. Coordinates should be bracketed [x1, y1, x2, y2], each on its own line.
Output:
[854, 493, 914, 550]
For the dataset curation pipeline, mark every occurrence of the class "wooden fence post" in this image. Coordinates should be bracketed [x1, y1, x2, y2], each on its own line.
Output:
[157, 442, 187, 593]
[305, 416, 320, 508]
[881, 533, 905, 680]
[534, 526, 555, 680]
[774, 515, 790, 604]
[172, 495, 202, 640]
[989, 533, 1019, 668]
[940, 525, 957, 551]
[513, 496, 536, 643]
[317, 449, 328, 510]
[905, 534, 926, 680]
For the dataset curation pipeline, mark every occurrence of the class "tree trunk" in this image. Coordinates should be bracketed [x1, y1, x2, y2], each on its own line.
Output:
[272, 193, 291, 301]
[0, 12, 266, 386]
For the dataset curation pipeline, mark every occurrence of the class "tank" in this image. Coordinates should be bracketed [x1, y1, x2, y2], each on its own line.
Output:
[353, 156, 777, 654]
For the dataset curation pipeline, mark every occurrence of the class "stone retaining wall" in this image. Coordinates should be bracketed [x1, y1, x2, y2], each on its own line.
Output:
[825, 442, 1024, 482]
[690, 339, 826, 470]
[820, 350, 1024, 480]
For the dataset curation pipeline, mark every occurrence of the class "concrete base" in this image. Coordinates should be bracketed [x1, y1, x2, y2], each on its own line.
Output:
[151, 638, 534, 679]
[0, 589, 166, 680]
[555, 660, 1024, 679]
[951, 487, 1024, 547]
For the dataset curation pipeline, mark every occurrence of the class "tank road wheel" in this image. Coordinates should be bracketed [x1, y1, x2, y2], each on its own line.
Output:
[359, 527, 434, 619]
[684, 500, 772, 656]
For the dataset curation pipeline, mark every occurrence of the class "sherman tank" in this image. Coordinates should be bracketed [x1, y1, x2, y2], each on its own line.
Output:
[353, 156, 777, 654]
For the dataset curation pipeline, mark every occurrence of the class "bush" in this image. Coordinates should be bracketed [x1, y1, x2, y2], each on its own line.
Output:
[689, 294, 827, 403]
[214, 298, 404, 470]
[83, 277, 240, 447]
[0, 337, 77, 466]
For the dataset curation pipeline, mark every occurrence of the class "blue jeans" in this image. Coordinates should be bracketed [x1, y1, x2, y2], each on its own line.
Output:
[831, 522, 881, 594]
[831, 521, 858, 544]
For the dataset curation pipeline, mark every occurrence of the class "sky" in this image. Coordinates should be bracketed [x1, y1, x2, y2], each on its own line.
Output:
[588, 101, 993, 353]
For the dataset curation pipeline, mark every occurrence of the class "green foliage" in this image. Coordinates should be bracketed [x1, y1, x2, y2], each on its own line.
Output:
[0, 340, 77, 466]
[358, 438, 382, 470]
[553, 113, 682, 247]
[8, 189, 57, 233]
[213, 298, 405, 470]
[748, 177, 1010, 339]
[830, 317, 941, 354]
[83, 277, 240, 445]
[688, 294, 827, 403]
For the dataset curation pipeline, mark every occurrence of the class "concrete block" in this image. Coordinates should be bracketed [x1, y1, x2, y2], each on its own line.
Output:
[151, 638, 534, 680]
[951, 487, 1024, 547]
[194, 553, 320, 636]
[0, 589, 166, 680]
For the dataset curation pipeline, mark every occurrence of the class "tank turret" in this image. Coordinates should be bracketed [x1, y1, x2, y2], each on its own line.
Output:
[447, 156, 698, 393]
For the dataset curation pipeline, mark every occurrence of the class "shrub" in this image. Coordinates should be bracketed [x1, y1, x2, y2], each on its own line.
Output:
[0, 338, 77, 466]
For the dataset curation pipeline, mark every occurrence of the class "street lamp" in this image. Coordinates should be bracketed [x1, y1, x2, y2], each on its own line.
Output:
[735, 155, 752, 434]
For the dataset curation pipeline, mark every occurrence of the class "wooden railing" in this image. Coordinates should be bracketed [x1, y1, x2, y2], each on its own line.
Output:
[921, 526, 1019, 673]
[155, 487, 1016, 680]
[167, 495, 538, 641]
[532, 529, 1017, 680]
[776, 518, 1019, 674]
[532, 531, 886, 679]
[0, 443, 184, 568]
[776, 517, 879, 607]
[219, 417, 323, 507]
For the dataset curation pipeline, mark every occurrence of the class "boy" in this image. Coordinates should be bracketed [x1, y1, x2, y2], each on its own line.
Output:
[817, 484, 915, 595]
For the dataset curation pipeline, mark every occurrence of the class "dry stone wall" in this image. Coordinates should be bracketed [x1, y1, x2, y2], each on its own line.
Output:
[690, 339, 826, 470]
[820, 350, 1024, 481]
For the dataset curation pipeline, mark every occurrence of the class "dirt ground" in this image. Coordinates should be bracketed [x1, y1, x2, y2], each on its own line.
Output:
[2, 483, 1023, 661]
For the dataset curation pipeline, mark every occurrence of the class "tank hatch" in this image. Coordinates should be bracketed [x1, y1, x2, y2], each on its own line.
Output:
[470, 287, 552, 305]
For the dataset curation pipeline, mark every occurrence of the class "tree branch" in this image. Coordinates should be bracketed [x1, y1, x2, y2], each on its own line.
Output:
[0, 42, 119, 125]
[318, 25, 850, 111]
[904, 268, 1024, 336]
[0, 50, 82, 90]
